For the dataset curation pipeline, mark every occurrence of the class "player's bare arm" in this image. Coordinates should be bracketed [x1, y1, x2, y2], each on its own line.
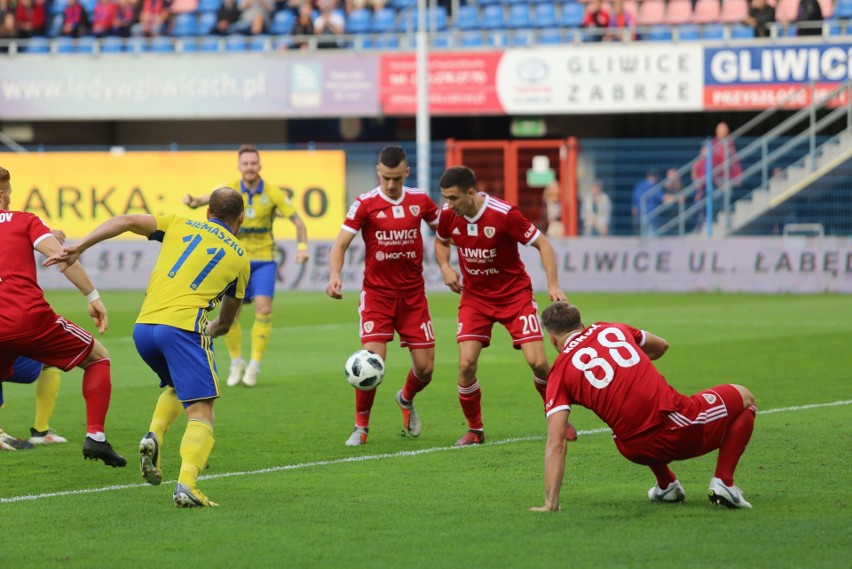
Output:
[530, 409, 569, 512]
[35, 235, 109, 334]
[207, 295, 242, 338]
[641, 332, 669, 360]
[44, 214, 158, 268]
[326, 229, 357, 299]
[289, 213, 310, 264]
[183, 193, 211, 209]
[531, 235, 567, 302]
[435, 237, 462, 294]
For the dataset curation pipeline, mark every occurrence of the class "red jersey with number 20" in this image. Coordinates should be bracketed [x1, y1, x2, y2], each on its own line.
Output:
[0, 210, 58, 340]
[436, 194, 540, 304]
[545, 322, 687, 441]
[342, 186, 439, 296]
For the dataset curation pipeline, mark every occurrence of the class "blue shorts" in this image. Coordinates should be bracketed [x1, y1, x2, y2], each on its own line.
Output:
[133, 324, 220, 407]
[244, 261, 277, 301]
[0, 357, 44, 408]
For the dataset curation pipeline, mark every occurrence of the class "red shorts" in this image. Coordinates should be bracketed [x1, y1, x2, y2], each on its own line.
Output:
[0, 315, 94, 380]
[457, 292, 542, 349]
[358, 289, 435, 350]
[614, 384, 745, 465]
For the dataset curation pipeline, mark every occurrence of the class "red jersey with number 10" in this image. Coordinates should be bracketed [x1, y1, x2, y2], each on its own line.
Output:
[545, 322, 687, 441]
[0, 210, 59, 340]
[342, 186, 439, 296]
[436, 194, 540, 304]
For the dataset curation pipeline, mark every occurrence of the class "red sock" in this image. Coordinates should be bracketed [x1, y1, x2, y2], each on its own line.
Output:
[355, 388, 377, 429]
[533, 375, 547, 401]
[715, 404, 756, 486]
[400, 368, 431, 402]
[458, 381, 483, 431]
[649, 464, 677, 488]
[81, 358, 112, 434]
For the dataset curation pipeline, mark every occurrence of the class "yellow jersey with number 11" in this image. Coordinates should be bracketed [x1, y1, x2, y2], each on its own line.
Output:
[232, 178, 298, 262]
[136, 214, 251, 333]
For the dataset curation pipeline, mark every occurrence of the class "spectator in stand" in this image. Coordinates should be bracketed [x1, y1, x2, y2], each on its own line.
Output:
[794, 0, 822, 36]
[61, 0, 90, 37]
[214, 0, 240, 34]
[661, 168, 684, 227]
[604, 0, 635, 41]
[15, 0, 46, 38]
[540, 182, 563, 238]
[138, 0, 172, 37]
[346, 0, 385, 12]
[314, 0, 344, 48]
[582, 0, 610, 42]
[581, 181, 612, 237]
[710, 122, 742, 189]
[90, 0, 117, 37]
[631, 169, 662, 235]
[0, 0, 16, 41]
[290, 0, 314, 48]
[114, 0, 137, 37]
[743, 0, 775, 38]
[230, 0, 273, 35]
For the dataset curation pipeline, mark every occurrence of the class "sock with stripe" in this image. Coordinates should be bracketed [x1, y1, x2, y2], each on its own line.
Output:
[33, 366, 61, 432]
[81, 358, 111, 435]
[355, 388, 376, 429]
[715, 404, 756, 486]
[458, 381, 483, 431]
[533, 375, 548, 401]
[400, 368, 431, 402]
[178, 418, 215, 489]
[649, 464, 678, 488]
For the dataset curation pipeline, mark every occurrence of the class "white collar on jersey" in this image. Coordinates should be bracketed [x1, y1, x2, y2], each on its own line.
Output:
[377, 186, 408, 206]
[463, 193, 489, 223]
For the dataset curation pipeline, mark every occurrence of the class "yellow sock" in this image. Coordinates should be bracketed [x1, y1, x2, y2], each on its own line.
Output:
[178, 418, 215, 488]
[148, 387, 183, 444]
[34, 366, 61, 432]
[224, 324, 243, 361]
[250, 315, 272, 363]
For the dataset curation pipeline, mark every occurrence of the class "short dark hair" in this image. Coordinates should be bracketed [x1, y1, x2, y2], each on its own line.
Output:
[439, 166, 476, 192]
[540, 302, 583, 335]
[378, 145, 407, 168]
[0, 166, 9, 182]
[238, 144, 259, 158]
[208, 186, 244, 223]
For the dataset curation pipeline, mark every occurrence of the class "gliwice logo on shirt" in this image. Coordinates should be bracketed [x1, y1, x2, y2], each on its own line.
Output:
[484, 226, 495, 238]
[409, 205, 420, 216]
[392, 206, 405, 218]
[702, 393, 717, 404]
[363, 321, 374, 333]
[467, 224, 478, 236]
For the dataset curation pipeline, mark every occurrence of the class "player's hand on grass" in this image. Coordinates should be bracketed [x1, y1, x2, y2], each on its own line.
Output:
[326, 277, 343, 299]
[88, 298, 108, 334]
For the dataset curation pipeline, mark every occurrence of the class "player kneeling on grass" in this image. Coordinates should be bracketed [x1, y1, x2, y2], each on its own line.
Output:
[530, 302, 757, 512]
[46, 187, 250, 508]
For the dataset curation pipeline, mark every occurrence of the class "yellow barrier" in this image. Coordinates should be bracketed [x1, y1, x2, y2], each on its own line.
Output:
[1, 150, 346, 240]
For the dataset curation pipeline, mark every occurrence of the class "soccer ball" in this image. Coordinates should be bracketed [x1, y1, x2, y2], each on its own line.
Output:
[344, 350, 385, 391]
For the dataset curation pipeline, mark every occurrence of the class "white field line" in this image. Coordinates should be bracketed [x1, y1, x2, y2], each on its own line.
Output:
[2, 399, 850, 504]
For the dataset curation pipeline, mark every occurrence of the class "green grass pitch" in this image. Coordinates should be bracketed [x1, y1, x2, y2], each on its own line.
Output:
[1, 291, 850, 568]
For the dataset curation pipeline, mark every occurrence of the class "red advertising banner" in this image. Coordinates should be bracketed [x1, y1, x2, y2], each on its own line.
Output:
[379, 52, 504, 115]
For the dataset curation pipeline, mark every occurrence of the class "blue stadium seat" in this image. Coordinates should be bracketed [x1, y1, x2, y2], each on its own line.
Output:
[199, 36, 221, 51]
[504, 0, 528, 4]
[248, 35, 269, 50]
[180, 38, 199, 52]
[54, 37, 74, 53]
[125, 37, 147, 53]
[100, 36, 124, 52]
[347, 8, 371, 34]
[75, 36, 96, 53]
[730, 23, 755, 38]
[532, 2, 557, 28]
[371, 7, 396, 33]
[196, 12, 217, 35]
[702, 23, 725, 39]
[560, 2, 584, 27]
[270, 10, 295, 35]
[391, 0, 415, 7]
[225, 34, 246, 51]
[678, 23, 700, 40]
[512, 29, 534, 46]
[273, 36, 292, 49]
[372, 35, 400, 48]
[79, 0, 96, 14]
[50, 0, 67, 15]
[148, 36, 175, 52]
[25, 37, 50, 53]
[647, 24, 673, 40]
[487, 30, 508, 47]
[433, 32, 451, 48]
[197, 0, 221, 12]
[459, 31, 484, 47]
[506, 4, 531, 28]
[454, 5, 479, 30]
[171, 13, 196, 36]
[410, 6, 447, 31]
[538, 28, 563, 43]
[835, 0, 852, 18]
[480, 4, 504, 29]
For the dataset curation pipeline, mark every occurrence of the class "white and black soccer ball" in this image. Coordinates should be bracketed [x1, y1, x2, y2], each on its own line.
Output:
[344, 350, 385, 391]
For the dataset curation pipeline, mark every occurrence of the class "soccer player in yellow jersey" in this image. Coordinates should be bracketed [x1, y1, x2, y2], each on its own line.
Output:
[48, 187, 250, 508]
[184, 145, 309, 387]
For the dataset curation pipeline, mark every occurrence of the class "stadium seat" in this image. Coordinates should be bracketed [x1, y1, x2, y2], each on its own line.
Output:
[196, 12, 217, 35]
[270, 10, 294, 35]
[835, 0, 852, 18]
[459, 31, 484, 47]
[98, 36, 122, 52]
[560, 2, 584, 27]
[504, 0, 528, 4]
[702, 22, 725, 39]
[54, 37, 74, 53]
[692, 0, 720, 24]
[480, 4, 504, 29]
[512, 29, 534, 45]
[273, 36, 292, 50]
[197, 0, 221, 12]
[199, 36, 221, 52]
[730, 23, 755, 38]
[50, 0, 67, 15]
[454, 5, 479, 30]
[487, 30, 508, 47]
[347, 8, 371, 34]
[171, 13, 196, 36]
[646, 24, 673, 40]
[637, 0, 665, 26]
[374, 35, 400, 48]
[79, 0, 96, 15]
[677, 23, 700, 40]
[391, 0, 415, 7]
[532, 2, 557, 28]
[75, 36, 96, 53]
[538, 28, 563, 43]
[719, 0, 749, 23]
[371, 7, 396, 33]
[433, 33, 451, 48]
[225, 34, 246, 51]
[248, 35, 269, 51]
[665, 0, 693, 25]
[24, 37, 50, 53]
[125, 37, 146, 52]
[148, 36, 175, 52]
[506, 3, 531, 28]
[180, 38, 199, 51]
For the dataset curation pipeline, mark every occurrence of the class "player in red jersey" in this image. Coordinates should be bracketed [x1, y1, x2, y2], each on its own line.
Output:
[0, 166, 126, 467]
[531, 302, 757, 511]
[435, 165, 577, 446]
[326, 146, 440, 446]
